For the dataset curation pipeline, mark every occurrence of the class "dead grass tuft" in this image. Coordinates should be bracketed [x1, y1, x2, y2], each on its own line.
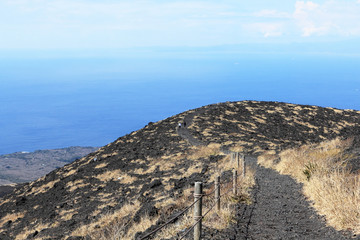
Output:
[154, 211, 193, 239]
[95, 162, 109, 169]
[229, 145, 244, 153]
[57, 209, 76, 221]
[15, 221, 59, 240]
[305, 171, 360, 233]
[94, 170, 138, 183]
[66, 179, 89, 192]
[188, 143, 222, 160]
[0, 212, 25, 228]
[258, 153, 279, 169]
[72, 201, 141, 239]
[125, 214, 160, 239]
[30, 179, 60, 195]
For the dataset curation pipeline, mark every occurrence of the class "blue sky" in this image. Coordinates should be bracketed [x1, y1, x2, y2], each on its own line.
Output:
[1, 0, 360, 52]
[1, 0, 360, 154]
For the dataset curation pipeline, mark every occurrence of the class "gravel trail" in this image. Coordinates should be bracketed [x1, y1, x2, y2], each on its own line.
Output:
[177, 109, 205, 146]
[230, 156, 354, 240]
[179, 108, 355, 240]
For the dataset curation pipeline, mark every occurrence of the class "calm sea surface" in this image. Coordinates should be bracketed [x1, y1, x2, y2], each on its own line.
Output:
[0, 53, 359, 154]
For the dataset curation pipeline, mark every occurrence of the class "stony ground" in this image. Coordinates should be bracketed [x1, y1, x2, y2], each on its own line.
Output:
[1, 101, 360, 240]
[188, 101, 360, 154]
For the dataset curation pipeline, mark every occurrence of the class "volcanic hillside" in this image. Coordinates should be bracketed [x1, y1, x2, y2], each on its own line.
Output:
[1, 101, 360, 239]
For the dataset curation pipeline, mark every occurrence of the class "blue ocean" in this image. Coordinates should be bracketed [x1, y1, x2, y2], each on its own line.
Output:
[1, 51, 359, 155]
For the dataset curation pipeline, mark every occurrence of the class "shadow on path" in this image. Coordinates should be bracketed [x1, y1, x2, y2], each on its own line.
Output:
[232, 156, 354, 240]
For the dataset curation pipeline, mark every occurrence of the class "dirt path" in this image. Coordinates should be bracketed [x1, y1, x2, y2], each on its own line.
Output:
[179, 109, 354, 240]
[177, 109, 205, 146]
[229, 156, 354, 240]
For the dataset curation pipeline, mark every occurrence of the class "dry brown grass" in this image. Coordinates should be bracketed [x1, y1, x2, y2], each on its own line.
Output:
[95, 170, 138, 184]
[204, 201, 235, 230]
[95, 162, 109, 169]
[62, 168, 77, 178]
[120, 214, 160, 240]
[158, 187, 193, 211]
[136, 156, 178, 175]
[203, 166, 255, 231]
[66, 179, 89, 192]
[305, 171, 360, 233]
[14, 222, 59, 240]
[230, 145, 244, 153]
[153, 211, 193, 239]
[276, 138, 352, 181]
[216, 153, 246, 177]
[259, 138, 360, 234]
[0, 198, 13, 207]
[29, 179, 60, 195]
[72, 201, 141, 239]
[0, 212, 25, 228]
[188, 143, 222, 160]
[57, 209, 76, 221]
[258, 152, 279, 169]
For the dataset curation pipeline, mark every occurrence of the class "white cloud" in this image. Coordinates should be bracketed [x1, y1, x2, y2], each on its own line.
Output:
[0, 0, 238, 48]
[249, 1, 360, 39]
[295, 1, 319, 12]
[1, 0, 360, 49]
[294, 1, 323, 36]
[253, 9, 291, 18]
[244, 22, 284, 38]
[293, 1, 360, 37]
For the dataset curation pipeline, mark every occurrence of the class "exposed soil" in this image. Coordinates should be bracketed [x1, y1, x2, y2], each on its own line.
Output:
[0, 101, 359, 239]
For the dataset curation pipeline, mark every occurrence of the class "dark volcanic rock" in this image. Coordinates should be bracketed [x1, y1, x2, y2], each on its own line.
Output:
[187, 101, 360, 154]
[0, 185, 15, 198]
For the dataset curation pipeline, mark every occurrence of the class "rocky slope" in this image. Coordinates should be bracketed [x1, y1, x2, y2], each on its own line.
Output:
[0, 101, 359, 239]
[0, 147, 99, 186]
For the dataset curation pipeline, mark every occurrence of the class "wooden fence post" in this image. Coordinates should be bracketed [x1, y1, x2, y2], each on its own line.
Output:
[194, 182, 203, 240]
[236, 152, 240, 169]
[215, 176, 220, 211]
[233, 169, 238, 195]
[242, 155, 246, 178]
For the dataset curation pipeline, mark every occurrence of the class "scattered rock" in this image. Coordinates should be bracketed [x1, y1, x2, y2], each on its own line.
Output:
[149, 179, 162, 189]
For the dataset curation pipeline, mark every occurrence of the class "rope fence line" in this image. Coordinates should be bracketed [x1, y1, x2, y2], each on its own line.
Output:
[139, 197, 202, 240]
[179, 196, 219, 240]
[138, 151, 246, 240]
[139, 186, 220, 240]
[179, 180, 236, 240]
